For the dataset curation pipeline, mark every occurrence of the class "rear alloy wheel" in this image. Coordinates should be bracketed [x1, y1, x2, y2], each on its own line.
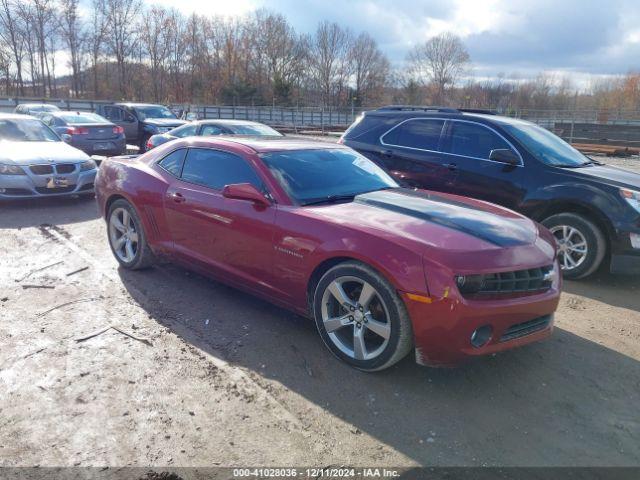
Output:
[313, 261, 413, 371]
[107, 199, 155, 270]
[542, 213, 606, 280]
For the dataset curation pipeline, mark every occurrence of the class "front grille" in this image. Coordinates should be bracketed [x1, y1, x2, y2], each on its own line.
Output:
[500, 315, 552, 342]
[30, 164, 54, 175]
[55, 164, 76, 174]
[480, 265, 554, 294]
[35, 186, 76, 194]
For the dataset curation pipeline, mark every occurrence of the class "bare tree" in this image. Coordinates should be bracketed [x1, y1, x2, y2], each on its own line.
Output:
[0, 0, 25, 95]
[59, 0, 85, 97]
[103, 0, 141, 97]
[349, 32, 389, 106]
[309, 21, 352, 107]
[407, 32, 470, 104]
[139, 5, 170, 101]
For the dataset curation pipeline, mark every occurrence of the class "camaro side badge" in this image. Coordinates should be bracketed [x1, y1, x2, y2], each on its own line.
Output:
[274, 245, 303, 259]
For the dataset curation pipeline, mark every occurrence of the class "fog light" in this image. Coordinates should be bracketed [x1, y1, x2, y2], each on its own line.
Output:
[470, 325, 493, 348]
[631, 233, 640, 249]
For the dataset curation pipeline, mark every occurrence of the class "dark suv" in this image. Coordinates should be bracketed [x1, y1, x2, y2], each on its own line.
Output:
[340, 106, 640, 279]
[96, 103, 186, 152]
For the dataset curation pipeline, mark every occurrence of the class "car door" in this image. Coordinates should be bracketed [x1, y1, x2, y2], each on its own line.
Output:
[162, 147, 279, 296]
[440, 120, 525, 210]
[378, 118, 455, 192]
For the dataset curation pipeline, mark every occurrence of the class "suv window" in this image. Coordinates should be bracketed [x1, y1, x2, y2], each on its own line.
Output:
[445, 121, 513, 160]
[382, 119, 445, 151]
[102, 106, 123, 122]
[180, 148, 263, 191]
[158, 149, 187, 177]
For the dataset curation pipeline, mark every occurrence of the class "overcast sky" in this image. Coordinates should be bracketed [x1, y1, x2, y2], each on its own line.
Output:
[149, 0, 640, 83]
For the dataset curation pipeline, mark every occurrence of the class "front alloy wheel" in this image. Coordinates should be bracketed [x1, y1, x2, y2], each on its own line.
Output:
[313, 261, 413, 371]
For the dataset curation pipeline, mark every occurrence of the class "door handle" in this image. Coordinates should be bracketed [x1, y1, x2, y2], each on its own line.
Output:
[170, 192, 186, 203]
[444, 163, 458, 171]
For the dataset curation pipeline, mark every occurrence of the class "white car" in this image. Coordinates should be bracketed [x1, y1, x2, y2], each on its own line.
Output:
[0, 114, 97, 199]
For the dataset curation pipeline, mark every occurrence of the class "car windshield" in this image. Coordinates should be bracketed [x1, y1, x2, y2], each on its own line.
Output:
[133, 106, 177, 120]
[503, 122, 590, 167]
[226, 124, 283, 136]
[0, 119, 60, 142]
[59, 112, 109, 124]
[261, 148, 398, 205]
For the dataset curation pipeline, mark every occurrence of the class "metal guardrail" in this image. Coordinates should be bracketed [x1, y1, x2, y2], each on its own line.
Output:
[2, 96, 640, 146]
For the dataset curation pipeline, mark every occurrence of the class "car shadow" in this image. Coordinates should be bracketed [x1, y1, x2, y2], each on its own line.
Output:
[118, 264, 640, 466]
[0, 195, 99, 229]
[563, 268, 640, 312]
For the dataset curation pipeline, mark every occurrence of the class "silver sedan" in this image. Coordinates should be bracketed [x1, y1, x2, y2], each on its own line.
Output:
[0, 114, 97, 200]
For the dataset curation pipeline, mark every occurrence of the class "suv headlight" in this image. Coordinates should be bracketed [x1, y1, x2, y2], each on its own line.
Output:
[620, 188, 640, 214]
[0, 163, 26, 175]
[80, 159, 97, 171]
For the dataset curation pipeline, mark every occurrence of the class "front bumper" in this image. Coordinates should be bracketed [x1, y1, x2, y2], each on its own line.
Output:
[610, 229, 640, 274]
[0, 167, 97, 199]
[402, 270, 561, 367]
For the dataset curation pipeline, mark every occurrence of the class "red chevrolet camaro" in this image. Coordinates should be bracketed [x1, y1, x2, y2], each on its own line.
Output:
[96, 137, 561, 371]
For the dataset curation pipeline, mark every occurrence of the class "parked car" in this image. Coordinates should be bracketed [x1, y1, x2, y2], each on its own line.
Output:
[96, 103, 186, 152]
[14, 103, 61, 116]
[0, 114, 97, 199]
[340, 106, 640, 279]
[39, 111, 126, 157]
[146, 119, 283, 150]
[95, 137, 560, 371]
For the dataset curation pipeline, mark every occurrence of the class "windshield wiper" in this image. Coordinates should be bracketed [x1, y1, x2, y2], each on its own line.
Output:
[302, 194, 358, 206]
[302, 187, 397, 206]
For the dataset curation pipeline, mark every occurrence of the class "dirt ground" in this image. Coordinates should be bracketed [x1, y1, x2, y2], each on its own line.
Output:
[0, 155, 639, 468]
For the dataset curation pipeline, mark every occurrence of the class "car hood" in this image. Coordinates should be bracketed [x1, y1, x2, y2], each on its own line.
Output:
[0, 140, 90, 164]
[144, 118, 186, 128]
[560, 164, 640, 190]
[306, 188, 540, 253]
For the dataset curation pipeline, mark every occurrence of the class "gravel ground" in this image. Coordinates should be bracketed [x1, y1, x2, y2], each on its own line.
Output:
[0, 152, 639, 468]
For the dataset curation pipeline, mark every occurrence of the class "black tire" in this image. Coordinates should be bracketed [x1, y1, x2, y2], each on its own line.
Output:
[139, 135, 150, 153]
[107, 199, 155, 270]
[312, 261, 413, 371]
[542, 213, 606, 280]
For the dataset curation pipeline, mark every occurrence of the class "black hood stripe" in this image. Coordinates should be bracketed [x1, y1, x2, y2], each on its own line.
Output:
[354, 189, 533, 247]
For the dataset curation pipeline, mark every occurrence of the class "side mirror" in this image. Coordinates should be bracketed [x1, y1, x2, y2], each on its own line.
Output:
[222, 183, 270, 207]
[489, 149, 520, 166]
[61, 133, 72, 143]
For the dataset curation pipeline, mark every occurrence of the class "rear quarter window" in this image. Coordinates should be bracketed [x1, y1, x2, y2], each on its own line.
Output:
[158, 149, 187, 177]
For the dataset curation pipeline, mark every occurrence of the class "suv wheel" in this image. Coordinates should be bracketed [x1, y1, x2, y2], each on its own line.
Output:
[542, 213, 606, 280]
[312, 261, 413, 371]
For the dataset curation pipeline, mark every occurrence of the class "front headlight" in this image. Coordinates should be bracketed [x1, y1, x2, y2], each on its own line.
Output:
[80, 159, 97, 171]
[0, 163, 26, 175]
[620, 188, 640, 214]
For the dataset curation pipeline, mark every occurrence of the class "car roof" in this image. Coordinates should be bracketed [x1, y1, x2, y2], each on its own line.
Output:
[17, 103, 57, 108]
[196, 119, 273, 127]
[114, 103, 166, 108]
[366, 106, 533, 127]
[0, 113, 38, 120]
[176, 136, 344, 154]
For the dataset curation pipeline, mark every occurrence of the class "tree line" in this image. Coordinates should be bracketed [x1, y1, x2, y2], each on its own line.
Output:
[1, 0, 639, 111]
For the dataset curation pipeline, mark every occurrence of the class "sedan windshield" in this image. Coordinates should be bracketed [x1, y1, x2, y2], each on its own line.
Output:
[133, 106, 177, 120]
[261, 148, 398, 205]
[0, 119, 60, 142]
[227, 124, 283, 136]
[503, 122, 590, 167]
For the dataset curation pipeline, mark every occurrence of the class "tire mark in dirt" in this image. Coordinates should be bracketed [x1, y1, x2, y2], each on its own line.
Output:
[35, 222, 308, 432]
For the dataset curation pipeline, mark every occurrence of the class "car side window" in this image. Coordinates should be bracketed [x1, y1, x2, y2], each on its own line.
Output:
[171, 124, 197, 138]
[158, 149, 187, 177]
[102, 106, 121, 121]
[446, 121, 513, 160]
[180, 148, 263, 191]
[201, 125, 224, 136]
[382, 119, 445, 151]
